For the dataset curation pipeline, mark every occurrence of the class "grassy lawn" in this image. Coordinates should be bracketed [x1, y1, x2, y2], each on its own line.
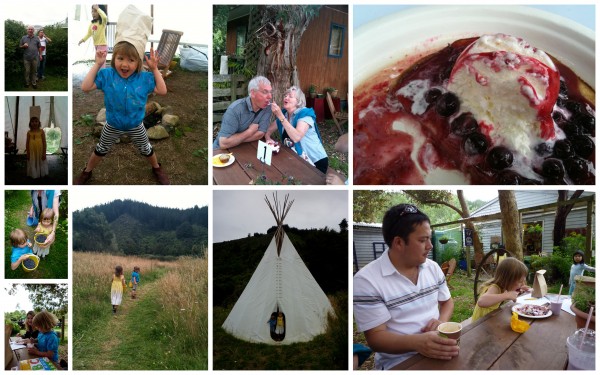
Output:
[5, 190, 68, 279]
[5, 65, 68, 92]
[353, 269, 564, 370]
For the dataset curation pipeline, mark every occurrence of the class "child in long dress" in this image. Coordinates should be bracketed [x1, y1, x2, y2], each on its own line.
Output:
[33, 208, 55, 258]
[111, 265, 126, 314]
[26, 116, 48, 179]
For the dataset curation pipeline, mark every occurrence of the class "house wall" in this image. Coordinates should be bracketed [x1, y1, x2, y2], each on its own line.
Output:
[353, 225, 386, 272]
[296, 5, 349, 99]
[226, 17, 248, 55]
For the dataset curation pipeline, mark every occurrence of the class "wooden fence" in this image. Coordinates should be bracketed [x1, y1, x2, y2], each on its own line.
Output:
[213, 74, 248, 124]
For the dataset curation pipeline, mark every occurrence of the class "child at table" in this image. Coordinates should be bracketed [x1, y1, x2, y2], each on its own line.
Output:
[28, 311, 59, 363]
[10, 228, 33, 270]
[111, 265, 126, 314]
[33, 208, 55, 259]
[472, 258, 531, 322]
[569, 250, 595, 295]
[130, 266, 140, 299]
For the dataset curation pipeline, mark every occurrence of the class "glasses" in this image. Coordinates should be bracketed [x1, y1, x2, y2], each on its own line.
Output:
[398, 204, 419, 216]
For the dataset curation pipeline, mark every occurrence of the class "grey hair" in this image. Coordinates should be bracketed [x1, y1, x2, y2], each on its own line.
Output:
[248, 76, 272, 95]
[286, 86, 306, 109]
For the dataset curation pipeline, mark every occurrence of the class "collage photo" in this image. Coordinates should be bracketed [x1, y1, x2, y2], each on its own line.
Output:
[1, 1, 596, 373]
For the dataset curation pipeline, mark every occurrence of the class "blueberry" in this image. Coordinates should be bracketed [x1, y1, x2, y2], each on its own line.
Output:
[552, 111, 567, 126]
[534, 143, 553, 157]
[563, 157, 590, 182]
[23, 259, 35, 269]
[553, 140, 574, 159]
[563, 100, 582, 115]
[435, 92, 460, 117]
[570, 135, 594, 159]
[562, 122, 586, 138]
[559, 80, 568, 97]
[541, 158, 565, 180]
[486, 146, 514, 170]
[451, 113, 479, 136]
[495, 170, 522, 185]
[462, 133, 488, 155]
[571, 113, 595, 136]
[425, 88, 442, 104]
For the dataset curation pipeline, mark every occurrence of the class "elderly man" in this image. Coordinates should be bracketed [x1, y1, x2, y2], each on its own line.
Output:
[354, 204, 459, 369]
[213, 75, 273, 149]
[20, 25, 42, 89]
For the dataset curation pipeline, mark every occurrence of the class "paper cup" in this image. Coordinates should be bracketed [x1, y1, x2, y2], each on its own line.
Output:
[550, 301, 562, 316]
[437, 322, 462, 344]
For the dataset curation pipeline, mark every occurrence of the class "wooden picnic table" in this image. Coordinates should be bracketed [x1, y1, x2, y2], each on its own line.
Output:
[392, 300, 576, 370]
[213, 142, 326, 185]
[6, 337, 62, 370]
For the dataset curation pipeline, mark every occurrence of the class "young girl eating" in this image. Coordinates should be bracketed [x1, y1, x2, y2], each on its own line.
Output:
[472, 258, 531, 322]
[28, 311, 59, 364]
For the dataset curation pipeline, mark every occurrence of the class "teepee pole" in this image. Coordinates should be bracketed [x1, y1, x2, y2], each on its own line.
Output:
[265, 193, 294, 256]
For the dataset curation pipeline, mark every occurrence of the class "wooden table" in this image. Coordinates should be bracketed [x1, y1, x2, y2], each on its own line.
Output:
[214, 142, 326, 185]
[6, 337, 62, 370]
[392, 301, 576, 370]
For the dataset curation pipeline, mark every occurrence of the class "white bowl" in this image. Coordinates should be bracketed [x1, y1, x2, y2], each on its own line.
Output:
[354, 6, 595, 185]
[355, 6, 594, 89]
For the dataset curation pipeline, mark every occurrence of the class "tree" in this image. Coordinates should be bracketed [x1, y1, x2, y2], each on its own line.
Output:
[553, 190, 584, 246]
[498, 191, 523, 260]
[253, 5, 320, 104]
[339, 218, 348, 233]
[353, 190, 390, 222]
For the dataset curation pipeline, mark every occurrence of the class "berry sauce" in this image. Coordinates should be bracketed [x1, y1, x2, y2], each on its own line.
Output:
[354, 37, 595, 185]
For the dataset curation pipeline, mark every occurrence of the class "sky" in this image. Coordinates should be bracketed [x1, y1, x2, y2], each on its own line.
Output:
[3, 4, 68, 26]
[5, 285, 33, 312]
[213, 190, 348, 243]
[70, 186, 210, 211]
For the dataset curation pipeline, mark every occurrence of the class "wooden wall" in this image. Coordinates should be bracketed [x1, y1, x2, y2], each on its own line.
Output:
[296, 6, 349, 99]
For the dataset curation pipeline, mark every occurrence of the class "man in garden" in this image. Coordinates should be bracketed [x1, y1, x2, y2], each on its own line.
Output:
[353, 204, 459, 370]
[213, 75, 273, 149]
[20, 25, 42, 89]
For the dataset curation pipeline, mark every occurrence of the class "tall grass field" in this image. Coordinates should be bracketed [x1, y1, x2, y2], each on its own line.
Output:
[73, 252, 207, 370]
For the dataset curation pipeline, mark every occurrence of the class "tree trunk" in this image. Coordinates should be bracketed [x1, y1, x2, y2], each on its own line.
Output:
[255, 6, 318, 105]
[457, 190, 483, 261]
[553, 190, 584, 246]
[498, 190, 523, 260]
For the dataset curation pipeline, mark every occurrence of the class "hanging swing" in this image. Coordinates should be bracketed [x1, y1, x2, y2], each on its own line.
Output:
[269, 305, 286, 342]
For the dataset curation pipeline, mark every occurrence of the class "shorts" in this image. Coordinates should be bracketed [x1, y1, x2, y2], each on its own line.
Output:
[94, 123, 154, 157]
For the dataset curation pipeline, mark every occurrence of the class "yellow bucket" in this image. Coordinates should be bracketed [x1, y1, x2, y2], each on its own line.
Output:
[21, 254, 40, 272]
[34, 233, 48, 246]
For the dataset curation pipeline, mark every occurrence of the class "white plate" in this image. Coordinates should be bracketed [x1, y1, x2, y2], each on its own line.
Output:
[512, 304, 553, 319]
[355, 6, 594, 88]
[212, 154, 235, 168]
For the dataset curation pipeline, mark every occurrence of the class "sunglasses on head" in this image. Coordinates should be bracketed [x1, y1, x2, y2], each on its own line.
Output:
[398, 204, 419, 216]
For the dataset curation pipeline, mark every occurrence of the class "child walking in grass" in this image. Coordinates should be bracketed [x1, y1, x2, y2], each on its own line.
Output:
[472, 258, 531, 322]
[28, 311, 59, 363]
[10, 228, 33, 270]
[131, 266, 140, 299]
[33, 208, 55, 258]
[111, 265, 126, 314]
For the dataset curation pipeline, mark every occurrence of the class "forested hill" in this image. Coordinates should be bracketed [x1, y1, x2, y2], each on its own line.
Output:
[73, 199, 208, 257]
[213, 226, 348, 308]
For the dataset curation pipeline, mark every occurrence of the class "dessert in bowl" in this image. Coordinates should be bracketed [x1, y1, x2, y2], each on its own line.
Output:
[354, 6, 595, 185]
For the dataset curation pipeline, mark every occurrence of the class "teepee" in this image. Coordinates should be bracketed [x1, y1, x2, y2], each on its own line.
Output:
[222, 193, 334, 344]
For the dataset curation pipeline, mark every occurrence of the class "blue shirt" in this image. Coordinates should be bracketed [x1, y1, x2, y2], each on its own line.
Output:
[94, 68, 155, 130]
[37, 331, 59, 362]
[11, 246, 33, 264]
[131, 271, 140, 283]
[213, 96, 273, 149]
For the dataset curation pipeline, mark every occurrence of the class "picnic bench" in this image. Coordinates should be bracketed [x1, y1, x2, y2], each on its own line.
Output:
[6, 337, 62, 370]
[213, 142, 326, 185]
[392, 296, 576, 370]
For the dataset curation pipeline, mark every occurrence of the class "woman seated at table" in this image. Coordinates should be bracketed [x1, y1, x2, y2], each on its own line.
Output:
[16, 311, 39, 342]
[266, 86, 328, 173]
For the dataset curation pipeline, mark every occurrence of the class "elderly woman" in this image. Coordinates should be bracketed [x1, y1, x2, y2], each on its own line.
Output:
[266, 86, 328, 173]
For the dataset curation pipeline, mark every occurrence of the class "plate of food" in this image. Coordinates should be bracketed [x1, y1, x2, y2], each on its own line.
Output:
[512, 303, 552, 319]
[212, 153, 235, 167]
[354, 6, 595, 185]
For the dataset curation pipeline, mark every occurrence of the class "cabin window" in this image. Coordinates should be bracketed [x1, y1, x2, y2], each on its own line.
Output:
[236, 25, 246, 56]
[327, 23, 344, 58]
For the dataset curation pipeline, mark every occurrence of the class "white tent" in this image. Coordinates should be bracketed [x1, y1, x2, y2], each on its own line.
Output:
[222, 194, 334, 345]
[4, 96, 68, 152]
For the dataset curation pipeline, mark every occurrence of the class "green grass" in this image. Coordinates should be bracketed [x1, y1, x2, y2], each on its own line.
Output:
[4, 191, 68, 279]
[5, 65, 68, 92]
[213, 292, 348, 370]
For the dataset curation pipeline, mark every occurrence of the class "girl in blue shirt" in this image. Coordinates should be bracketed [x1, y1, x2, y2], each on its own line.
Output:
[29, 311, 60, 363]
[569, 250, 595, 295]
[76, 41, 170, 185]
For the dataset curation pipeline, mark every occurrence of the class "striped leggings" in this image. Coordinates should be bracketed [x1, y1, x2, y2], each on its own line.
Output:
[94, 123, 154, 157]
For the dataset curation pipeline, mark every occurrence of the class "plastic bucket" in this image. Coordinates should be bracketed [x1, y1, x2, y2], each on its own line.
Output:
[21, 254, 40, 272]
[26, 215, 38, 226]
[566, 329, 595, 370]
